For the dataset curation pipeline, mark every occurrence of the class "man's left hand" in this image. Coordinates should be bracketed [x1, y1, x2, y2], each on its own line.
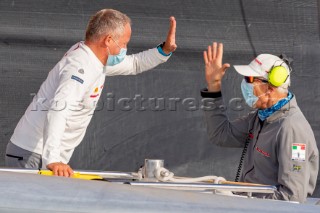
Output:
[47, 162, 74, 177]
[163, 16, 177, 54]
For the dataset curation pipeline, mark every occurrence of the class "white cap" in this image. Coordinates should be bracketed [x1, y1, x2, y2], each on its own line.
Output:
[234, 54, 290, 80]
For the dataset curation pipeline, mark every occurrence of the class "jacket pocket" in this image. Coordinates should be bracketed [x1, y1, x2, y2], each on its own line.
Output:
[6, 154, 23, 160]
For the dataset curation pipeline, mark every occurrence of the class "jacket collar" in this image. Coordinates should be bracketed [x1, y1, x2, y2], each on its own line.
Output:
[265, 95, 298, 123]
[80, 41, 104, 70]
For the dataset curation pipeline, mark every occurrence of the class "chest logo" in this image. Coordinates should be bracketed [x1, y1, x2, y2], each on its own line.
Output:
[71, 75, 84, 84]
[90, 87, 100, 98]
[89, 85, 104, 98]
[255, 147, 270, 157]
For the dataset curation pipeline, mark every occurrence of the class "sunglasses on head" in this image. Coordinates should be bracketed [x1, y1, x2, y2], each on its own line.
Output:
[244, 76, 268, 84]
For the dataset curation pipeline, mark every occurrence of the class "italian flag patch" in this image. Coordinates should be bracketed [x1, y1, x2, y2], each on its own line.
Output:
[291, 143, 306, 161]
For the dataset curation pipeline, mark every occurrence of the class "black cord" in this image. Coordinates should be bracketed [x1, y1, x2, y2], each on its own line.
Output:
[317, 0, 320, 42]
[239, 0, 257, 57]
[235, 112, 258, 182]
[234, 131, 252, 182]
[279, 53, 293, 72]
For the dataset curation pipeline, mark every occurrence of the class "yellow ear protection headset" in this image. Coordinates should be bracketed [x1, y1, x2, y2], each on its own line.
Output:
[267, 54, 292, 87]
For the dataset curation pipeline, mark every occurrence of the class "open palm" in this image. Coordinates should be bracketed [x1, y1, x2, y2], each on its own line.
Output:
[162, 16, 177, 54]
[203, 42, 230, 91]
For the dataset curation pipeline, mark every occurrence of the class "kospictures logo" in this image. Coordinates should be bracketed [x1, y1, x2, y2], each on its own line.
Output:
[29, 93, 249, 112]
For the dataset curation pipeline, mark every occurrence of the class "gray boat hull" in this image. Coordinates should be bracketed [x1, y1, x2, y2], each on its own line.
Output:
[0, 171, 319, 212]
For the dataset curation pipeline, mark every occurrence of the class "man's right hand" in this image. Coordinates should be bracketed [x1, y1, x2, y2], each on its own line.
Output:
[203, 42, 230, 92]
[162, 16, 177, 54]
[47, 162, 74, 177]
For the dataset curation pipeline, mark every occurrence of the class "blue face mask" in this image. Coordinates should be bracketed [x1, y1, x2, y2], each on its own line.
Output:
[107, 47, 127, 66]
[241, 79, 258, 108]
[107, 38, 127, 66]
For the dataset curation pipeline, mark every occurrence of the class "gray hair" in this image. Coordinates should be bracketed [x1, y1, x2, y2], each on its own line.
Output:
[85, 9, 131, 42]
[275, 75, 290, 94]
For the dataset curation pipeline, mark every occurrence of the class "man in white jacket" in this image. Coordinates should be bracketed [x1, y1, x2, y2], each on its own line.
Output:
[5, 9, 177, 177]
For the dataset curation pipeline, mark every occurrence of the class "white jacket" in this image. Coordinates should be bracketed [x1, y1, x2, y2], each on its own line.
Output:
[10, 42, 170, 166]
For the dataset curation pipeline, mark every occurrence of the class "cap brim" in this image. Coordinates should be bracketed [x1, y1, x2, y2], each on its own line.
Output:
[234, 65, 262, 77]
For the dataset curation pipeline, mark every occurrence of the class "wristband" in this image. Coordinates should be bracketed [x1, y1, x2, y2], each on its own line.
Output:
[200, 88, 222, 98]
[157, 42, 172, 56]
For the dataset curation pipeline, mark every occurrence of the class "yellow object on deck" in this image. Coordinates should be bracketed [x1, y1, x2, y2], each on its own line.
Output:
[38, 170, 104, 180]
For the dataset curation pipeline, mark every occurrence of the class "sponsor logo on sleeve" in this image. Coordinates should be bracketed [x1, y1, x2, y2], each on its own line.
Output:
[291, 143, 306, 161]
[71, 75, 84, 84]
[292, 164, 302, 172]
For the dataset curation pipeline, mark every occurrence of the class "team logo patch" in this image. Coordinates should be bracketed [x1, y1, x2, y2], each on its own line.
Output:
[291, 143, 306, 161]
[292, 164, 302, 172]
[78, 68, 84, 74]
[71, 75, 84, 84]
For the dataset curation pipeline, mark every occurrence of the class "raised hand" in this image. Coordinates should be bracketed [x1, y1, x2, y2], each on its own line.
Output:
[203, 42, 230, 92]
[162, 16, 177, 54]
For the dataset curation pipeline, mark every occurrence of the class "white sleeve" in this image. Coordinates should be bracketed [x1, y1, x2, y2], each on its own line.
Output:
[105, 47, 170, 76]
[42, 61, 91, 167]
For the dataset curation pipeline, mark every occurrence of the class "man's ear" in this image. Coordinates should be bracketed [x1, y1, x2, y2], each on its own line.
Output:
[103, 35, 113, 47]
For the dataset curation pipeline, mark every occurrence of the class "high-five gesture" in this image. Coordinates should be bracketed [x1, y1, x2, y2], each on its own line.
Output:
[162, 16, 177, 54]
[203, 42, 230, 92]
